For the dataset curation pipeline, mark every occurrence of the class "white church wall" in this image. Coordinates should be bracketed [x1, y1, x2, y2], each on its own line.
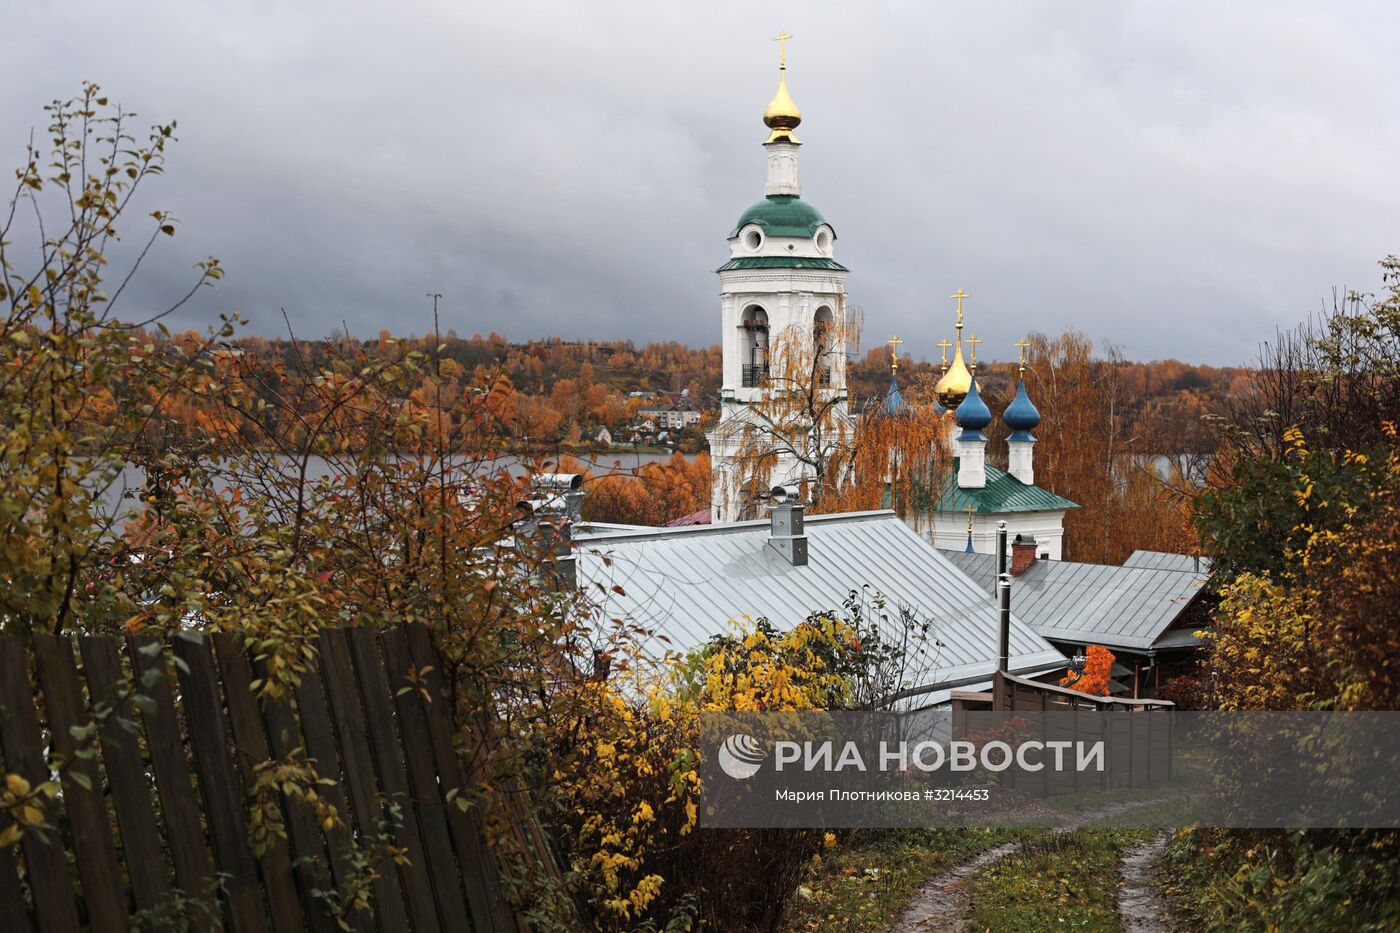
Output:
[927, 509, 1067, 561]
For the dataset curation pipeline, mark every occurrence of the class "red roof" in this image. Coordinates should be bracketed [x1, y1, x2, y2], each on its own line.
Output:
[664, 508, 712, 527]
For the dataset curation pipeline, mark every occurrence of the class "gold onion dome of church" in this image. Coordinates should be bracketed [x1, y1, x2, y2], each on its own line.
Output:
[763, 69, 802, 142]
[934, 346, 973, 409]
[933, 289, 976, 408]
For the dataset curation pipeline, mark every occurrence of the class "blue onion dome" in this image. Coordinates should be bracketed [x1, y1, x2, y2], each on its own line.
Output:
[1003, 377, 1041, 440]
[882, 371, 907, 417]
[954, 377, 992, 438]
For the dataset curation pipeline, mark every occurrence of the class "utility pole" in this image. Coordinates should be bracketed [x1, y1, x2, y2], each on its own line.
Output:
[426, 292, 443, 376]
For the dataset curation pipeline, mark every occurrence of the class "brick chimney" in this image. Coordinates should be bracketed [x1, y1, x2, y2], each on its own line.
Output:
[1010, 534, 1038, 576]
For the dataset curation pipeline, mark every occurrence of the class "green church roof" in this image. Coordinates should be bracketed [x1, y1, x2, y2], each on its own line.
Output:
[716, 256, 848, 273]
[922, 463, 1080, 514]
[729, 195, 831, 238]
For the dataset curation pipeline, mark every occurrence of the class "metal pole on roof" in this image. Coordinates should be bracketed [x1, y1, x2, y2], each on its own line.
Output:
[996, 520, 1008, 578]
[997, 520, 1010, 672]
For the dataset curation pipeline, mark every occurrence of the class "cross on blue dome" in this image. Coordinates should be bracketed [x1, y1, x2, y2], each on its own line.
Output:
[882, 371, 907, 416]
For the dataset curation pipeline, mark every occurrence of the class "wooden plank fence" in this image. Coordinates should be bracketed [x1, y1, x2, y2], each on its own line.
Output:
[0, 625, 539, 931]
[949, 671, 1174, 796]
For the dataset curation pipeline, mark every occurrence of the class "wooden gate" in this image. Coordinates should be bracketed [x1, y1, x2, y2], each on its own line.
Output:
[0, 625, 536, 932]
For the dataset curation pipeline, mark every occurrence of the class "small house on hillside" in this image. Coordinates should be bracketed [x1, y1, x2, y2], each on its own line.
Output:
[940, 541, 1210, 696]
[639, 395, 702, 431]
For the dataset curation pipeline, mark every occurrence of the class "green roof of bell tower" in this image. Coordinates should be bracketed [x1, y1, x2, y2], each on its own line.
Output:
[729, 195, 832, 238]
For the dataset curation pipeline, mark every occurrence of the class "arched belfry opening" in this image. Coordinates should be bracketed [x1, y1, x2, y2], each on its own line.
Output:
[813, 305, 835, 387]
[741, 305, 770, 387]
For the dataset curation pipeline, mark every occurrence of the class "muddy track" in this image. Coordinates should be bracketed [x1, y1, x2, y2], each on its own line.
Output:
[1116, 831, 1173, 933]
[890, 800, 1169, 932]
[888, 839, 1022, 932]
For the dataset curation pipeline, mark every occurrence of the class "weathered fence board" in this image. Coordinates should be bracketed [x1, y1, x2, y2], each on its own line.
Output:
[0, 845, 32, 933]
[78, 637, 171, 914]
[31, 635, 126, 932]
[126, 634, 216, 899]
[0, 638, 82, 933]
[0, 626, 534, 932]
[406, 624, 515, 933]
[316, 629, 413, 933]
[379, 628, 474, 931]
[210, 633, 317, 933]
[290, 660, 384, 933]
[342, 627, 444, 933]
[172, 634, 267, 931]
[239, 637, 349, 933]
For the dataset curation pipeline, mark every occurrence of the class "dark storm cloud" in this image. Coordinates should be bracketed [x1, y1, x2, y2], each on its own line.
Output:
[3, 1, 1397, 364]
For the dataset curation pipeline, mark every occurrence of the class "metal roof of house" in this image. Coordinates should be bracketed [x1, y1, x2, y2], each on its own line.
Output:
[663, 508, 712, 527]
[939, 550, 1209, 652]
[574, 510, 1066, 699]
[1123, 549, 1212, 573]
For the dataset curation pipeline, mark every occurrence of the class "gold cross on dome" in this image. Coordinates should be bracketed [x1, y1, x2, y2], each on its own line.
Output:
[950, 289, 970, 328]
[1015, 338, 1031, 374]
[967, 334, 983, 370]
[937, 338, 952, 371]
[773, 32, 793, 68]
[887, 335, 904, 372]
[966, 503, 975, 536]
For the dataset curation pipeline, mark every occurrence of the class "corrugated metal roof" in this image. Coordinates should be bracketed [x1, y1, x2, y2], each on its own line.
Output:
[1123, 549, 1213, 573]
[939, 550, 1208, 651]
[931, 464, 1080, 514]
[663, 508, 712, 527]
[574, 510, 1065, 697]
[716, 256, 849, 272]
[1152, 629, 1207, 650]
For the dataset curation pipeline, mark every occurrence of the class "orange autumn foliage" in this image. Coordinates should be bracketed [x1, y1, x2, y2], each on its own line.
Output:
[564, 453, 712, 527]
[1061, 644, 1115, 697]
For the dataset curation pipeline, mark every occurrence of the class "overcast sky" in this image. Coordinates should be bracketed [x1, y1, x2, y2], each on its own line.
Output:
[5, 2, 1397, 365]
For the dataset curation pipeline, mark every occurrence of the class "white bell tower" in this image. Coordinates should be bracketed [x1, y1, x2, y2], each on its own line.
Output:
[707, 36, 852, 523]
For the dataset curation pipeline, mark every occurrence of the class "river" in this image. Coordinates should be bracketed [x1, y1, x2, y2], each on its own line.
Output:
[98, 450, 697, 518]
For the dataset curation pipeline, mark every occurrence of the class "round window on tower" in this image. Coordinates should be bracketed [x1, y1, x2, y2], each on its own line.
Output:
[814, 227, 832, 256]
[742, 227, 763, 252]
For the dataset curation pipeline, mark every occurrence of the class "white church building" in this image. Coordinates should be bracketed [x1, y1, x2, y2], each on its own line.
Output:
[706, 38, 851, 523]
[706, 39, 1077, 558]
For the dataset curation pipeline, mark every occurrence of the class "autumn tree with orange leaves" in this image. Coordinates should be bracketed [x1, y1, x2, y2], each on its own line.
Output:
[1060, 645, 1116, 697]
[1023, 331, 1199, 563]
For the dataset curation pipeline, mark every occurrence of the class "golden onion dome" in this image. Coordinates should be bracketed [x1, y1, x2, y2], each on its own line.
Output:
[764, 71, 802, 143]
[934, 342, 973, 409]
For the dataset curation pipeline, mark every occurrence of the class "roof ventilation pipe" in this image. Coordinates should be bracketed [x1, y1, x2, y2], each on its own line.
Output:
[997, 520, 1011, 672]
[767, 485, 808, 567]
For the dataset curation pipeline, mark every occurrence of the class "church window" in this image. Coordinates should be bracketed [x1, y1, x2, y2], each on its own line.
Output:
[740, 306, 769, 387]
[814, 306, 835, 387]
